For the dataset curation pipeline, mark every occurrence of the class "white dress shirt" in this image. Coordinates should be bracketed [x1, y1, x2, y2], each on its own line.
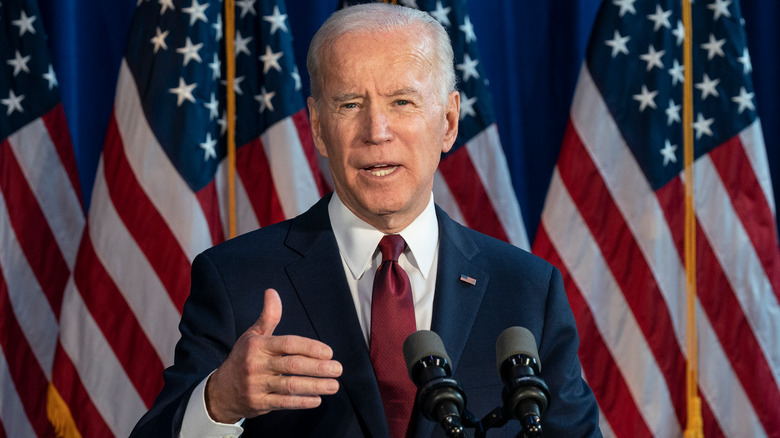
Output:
[178, 193, 440, 437]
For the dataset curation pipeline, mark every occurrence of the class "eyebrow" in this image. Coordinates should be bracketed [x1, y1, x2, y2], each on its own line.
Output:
[331, 88, 420, 103]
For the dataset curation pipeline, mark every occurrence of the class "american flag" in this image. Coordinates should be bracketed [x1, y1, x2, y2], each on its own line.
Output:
[344, 0, 530, 249]
[48, 0, 326, 435]
[0, 0, 85, 435]
[532, 0, 780, 436]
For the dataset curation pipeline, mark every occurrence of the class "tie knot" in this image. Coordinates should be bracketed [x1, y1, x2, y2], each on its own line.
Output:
[378, 234, 406, 262]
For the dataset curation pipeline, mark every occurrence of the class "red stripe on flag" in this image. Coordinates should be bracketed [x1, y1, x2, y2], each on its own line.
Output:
[52, 343, 113, 437]
[709, 135, 780, 298]
[292, 109, 329, 196]
[533, 226, 653, 438]
[72, 233, 165, 407]
[657, 176, 780, 434]
[0, 139, 68, 317]
[196, 180, 224, 252]
[42, 104, 84, 210]
[0, 267, 56, 437]
[103, 116, 191, 311]
[236, 139, 285, 227]
[437, 146, 509, 242]
[557, 124, 687, 422]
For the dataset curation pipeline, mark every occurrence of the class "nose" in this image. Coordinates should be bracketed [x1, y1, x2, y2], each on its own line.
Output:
[362, 103, 392, 145]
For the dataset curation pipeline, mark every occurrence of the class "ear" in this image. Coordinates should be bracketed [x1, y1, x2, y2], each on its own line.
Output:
[441, 90, 460, 154]
[307, 96, 328, 158]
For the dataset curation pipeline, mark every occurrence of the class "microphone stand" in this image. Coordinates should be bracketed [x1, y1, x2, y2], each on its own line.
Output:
[461, 406, 541, 438]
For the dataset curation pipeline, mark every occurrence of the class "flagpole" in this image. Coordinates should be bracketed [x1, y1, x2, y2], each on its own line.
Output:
[225, 0, 238, 239]
[682, 0, 703, 436]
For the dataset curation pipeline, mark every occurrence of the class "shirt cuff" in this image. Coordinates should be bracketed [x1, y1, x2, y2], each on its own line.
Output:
[178, 372, 245, 438]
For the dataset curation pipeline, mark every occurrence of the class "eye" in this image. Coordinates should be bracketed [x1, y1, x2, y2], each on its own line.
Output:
[395, 100, 410, 106]
[343, 102, 358, 109]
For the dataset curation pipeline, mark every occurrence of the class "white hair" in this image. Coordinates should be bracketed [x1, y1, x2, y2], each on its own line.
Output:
[307, 3, 457, 104]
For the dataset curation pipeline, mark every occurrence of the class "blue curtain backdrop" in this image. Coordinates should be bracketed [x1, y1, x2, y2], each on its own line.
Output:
[37, 0, 780, 242]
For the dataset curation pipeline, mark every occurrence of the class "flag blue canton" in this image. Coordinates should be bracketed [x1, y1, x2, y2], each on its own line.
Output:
[1, 0, 60, 139]
[124, 0, 305, 192]
[587, 0, 757, 190]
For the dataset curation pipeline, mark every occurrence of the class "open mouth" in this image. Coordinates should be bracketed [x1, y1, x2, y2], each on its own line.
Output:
[364, 164, 399, 177]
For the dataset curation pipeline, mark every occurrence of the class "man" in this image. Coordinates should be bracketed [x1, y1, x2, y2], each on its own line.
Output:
[131, 3, 601, 437]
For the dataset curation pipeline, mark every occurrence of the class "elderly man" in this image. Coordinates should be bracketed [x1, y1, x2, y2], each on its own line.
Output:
[131, 3, 601, 437]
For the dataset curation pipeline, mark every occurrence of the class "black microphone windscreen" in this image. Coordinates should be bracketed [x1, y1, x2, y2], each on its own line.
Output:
[403, 330, 452, 378]
[495, 326, 541, 374]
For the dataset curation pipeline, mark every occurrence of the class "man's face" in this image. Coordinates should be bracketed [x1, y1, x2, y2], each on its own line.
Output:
[308, 28, 459, 233]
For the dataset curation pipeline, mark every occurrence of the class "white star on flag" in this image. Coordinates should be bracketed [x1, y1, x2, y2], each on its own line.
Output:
[2, 89, 25, 115]
[236, 0, 257, 19]
[151, 27, 169, 53]
[7, 50, 31, 76]
[639, 45, 665, 71]
[182, 0, 209, 26]
[259, 45, 283, 74]
[199, 133, 217, 160]
[693, 112, 715, 139]
[605, 30, 630, 57]
[169, 77, 197, 106]
[263, 5, 288, 34]
[660, 139, 678, 165]
[176, 37, 203, 65]
[633, 84, 658, 112]
[701, 33, 726, 60]
[430, 1, 452, 27]
[695, 73, 720, 100]
[12, 10, 36, 36]
[647, 5, 672, 31]
[731, 86, 755, 114]
[456, 53, 480, 82]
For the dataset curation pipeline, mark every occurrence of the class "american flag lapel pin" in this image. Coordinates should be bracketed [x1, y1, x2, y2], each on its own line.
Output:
[459, 274, 477, 286]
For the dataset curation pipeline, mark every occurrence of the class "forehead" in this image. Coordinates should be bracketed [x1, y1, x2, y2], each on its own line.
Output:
[321, 27, 436, 92]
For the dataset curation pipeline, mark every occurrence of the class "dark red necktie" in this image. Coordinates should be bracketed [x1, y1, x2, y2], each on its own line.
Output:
[370, 234, 418, 438]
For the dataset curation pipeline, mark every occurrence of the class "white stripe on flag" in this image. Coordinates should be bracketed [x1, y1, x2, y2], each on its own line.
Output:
[261, 116, 322, 218]
[464, 124, 529, 249]
[740, 120, 776, 214]
[7, 119, 84, 268]
[88, 158, 181, 365]
[433, 169, 467, 225]
[114, 60, 214, 261]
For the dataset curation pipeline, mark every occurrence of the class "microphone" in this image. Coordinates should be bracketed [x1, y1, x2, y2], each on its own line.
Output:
[496, 327, 549, 438]
[403, 330, 468, 438]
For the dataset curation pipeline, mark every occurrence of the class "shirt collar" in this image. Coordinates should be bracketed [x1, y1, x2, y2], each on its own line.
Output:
[328, 192, 439, 280]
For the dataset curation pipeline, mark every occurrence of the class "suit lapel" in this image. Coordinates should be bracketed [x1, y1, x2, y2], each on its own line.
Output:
[284, 197, 390, 438]
[412, 207, 489, 438]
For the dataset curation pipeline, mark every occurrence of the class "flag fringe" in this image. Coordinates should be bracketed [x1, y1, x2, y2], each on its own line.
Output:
[47, 383, 83, 438]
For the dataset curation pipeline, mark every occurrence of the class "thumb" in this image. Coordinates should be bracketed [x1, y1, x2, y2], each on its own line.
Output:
[253, 288, 282, 336]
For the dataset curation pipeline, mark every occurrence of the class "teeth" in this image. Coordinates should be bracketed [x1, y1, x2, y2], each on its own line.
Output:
[367, 165, 398, 177]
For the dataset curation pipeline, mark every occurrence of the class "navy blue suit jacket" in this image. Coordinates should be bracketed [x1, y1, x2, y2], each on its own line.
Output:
[131, 195, 601, 437]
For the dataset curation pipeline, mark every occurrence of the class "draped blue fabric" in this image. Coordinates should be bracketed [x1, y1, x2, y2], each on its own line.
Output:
[37, 0, 780, 241]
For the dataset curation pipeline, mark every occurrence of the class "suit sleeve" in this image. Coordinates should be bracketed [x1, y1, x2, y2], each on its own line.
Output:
[130, 251, 240, 437]
[538, 266, 603, 437]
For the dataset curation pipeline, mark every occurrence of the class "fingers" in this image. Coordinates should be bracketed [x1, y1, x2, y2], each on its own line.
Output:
[263, 352, 342, 379]
[253, 288, 283, 336]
